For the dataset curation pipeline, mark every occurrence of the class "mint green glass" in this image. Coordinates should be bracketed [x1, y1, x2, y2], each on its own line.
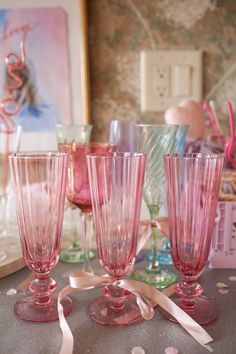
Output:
[56, 124, 93, 145]
[55, 124, 93, 263]
[131, 124, 178, 288]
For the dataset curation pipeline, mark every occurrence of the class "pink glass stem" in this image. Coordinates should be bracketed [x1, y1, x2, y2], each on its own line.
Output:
[175, 275, 203, 310]
[29, 273, 56, 306]
[105, 284, 126, 311]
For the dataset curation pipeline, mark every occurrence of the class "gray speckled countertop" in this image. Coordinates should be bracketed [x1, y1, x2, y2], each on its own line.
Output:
[0, 256, 235, 354]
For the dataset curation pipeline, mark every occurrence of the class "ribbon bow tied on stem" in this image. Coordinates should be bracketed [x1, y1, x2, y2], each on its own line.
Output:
[57, 219, 213, 354]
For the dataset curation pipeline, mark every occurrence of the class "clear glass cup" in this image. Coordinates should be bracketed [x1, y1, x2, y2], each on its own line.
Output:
[59, 143, 116, 273]
[131, 124, 178, 289]
[55, 124, 93, 263]
[108, 120, 137, 152]
[87, 152, 146, 326]
[161, 153, 224, 324]
[0, 124, 22, 260]
[9, 152, 72, 322]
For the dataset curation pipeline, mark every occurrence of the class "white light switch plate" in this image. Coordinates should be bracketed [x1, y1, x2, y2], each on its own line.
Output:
[140, 50, 202, 112]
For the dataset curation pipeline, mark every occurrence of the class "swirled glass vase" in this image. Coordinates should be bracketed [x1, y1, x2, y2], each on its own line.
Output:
[131, 124, 178, 289]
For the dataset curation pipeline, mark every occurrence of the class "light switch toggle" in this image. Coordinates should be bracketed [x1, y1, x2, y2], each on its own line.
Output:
[173, 65, 191, 96]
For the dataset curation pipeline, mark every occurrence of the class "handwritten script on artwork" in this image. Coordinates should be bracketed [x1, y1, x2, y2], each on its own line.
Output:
[0, 21, 37, 43]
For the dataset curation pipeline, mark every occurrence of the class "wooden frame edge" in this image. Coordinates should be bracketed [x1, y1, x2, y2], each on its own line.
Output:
[79, 0, 91, 124]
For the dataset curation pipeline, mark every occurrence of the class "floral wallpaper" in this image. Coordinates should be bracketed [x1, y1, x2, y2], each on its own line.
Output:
[87, 0, 236, 141]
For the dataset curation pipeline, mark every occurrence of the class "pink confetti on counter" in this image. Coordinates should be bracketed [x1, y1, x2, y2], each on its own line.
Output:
[229, 276, 236, 281]
[165, 346, 179, 354]
[216, 282, 229, 288]
[131, 346, 145, 354]
[6, 288, 17, 296]
[218, 289, 229, 295]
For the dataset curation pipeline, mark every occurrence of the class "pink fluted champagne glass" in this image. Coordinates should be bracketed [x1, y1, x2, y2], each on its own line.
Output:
[59, 143, 116, 273]
[108, 120, 144, 264]
[87, 152, 146, 326]
[9, 153, 72, 322]
[162, 153, 224, 324]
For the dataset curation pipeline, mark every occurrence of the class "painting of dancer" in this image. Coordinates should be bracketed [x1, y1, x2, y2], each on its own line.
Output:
[0, 7, 72, 131]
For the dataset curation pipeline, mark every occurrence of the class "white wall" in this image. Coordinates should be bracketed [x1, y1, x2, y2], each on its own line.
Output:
[19, 132, 58, 151]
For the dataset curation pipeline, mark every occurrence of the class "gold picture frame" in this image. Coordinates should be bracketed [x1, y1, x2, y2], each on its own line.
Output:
[79, 0, 90, 124]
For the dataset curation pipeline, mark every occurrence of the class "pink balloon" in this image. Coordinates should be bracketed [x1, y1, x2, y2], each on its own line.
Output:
[165, 100, 205, 140]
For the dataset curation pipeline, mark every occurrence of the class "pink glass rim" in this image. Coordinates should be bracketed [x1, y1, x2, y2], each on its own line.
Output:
[9, 152, 68, 159]
[164, 153, 224, 160]
[87, 152, 145, 159]
[59, 142, 115, 149]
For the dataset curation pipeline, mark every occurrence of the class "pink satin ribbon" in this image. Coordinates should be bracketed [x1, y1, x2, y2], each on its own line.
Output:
[140, 217, 169, 237]
[57, 221, 213, 354]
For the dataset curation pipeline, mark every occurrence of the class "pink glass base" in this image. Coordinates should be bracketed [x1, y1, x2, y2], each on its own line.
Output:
[14, 293, 72, 322]
[159, 295, 219, 325]
[88, 293, 144, 327]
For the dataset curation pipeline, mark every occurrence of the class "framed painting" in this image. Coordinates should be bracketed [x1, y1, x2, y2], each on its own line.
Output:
[0, 0, 90, 149]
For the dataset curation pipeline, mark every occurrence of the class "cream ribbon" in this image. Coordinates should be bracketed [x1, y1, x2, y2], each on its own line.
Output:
[57, 221, 214, 354]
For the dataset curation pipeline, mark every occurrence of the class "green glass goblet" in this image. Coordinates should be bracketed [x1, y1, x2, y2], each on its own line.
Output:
[131, 124, 178, 289]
